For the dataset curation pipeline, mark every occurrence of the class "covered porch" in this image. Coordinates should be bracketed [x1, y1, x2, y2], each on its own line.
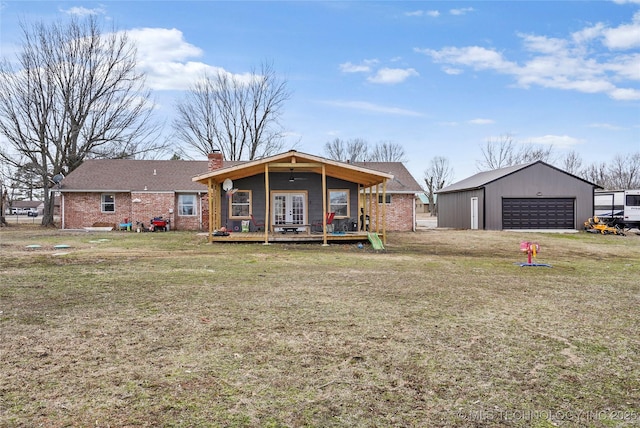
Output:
[192, 150, 393, 245]
[205, 230, 382, 244]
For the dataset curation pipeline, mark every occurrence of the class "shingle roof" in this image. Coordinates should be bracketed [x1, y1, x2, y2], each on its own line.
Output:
[61, 156, 423, 194]
[353, 162, 424, 193]
[60, 159, 211, 192]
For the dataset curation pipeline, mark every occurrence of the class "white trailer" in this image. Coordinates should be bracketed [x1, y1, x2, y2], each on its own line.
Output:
[594, 189, 640, 228]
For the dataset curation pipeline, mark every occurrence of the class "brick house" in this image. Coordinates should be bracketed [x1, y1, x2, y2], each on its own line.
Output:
[59, 152, 423, 234]
[59, 159, 214, 231]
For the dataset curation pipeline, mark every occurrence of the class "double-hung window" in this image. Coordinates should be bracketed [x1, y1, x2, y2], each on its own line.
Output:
[329, 189, 349, 218]
[229, 190, 251, 218]
[101, 194, 115, 212]
[178, 194, 196, 216]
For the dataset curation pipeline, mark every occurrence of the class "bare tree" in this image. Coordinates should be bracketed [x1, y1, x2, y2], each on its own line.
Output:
[324, 138, 348, 161]
[423, 156, 454, 216]
[0, 17, 161, 226]
[608, 153, 640, 189]
[369, 141, 407, 162]
[324, 138, 369, 162]
[582, 161, 612, 189]
[173, 61, 291, 161]
[477, 134, 518, 170]
[478, 133, 555, 171]
[560, 150, 583, 175]
[519, 144, 555, 164]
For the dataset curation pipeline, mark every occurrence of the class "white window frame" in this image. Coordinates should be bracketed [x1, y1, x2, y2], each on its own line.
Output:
[101, 194, 115, 213]
[178, 194, 196, 216]
[229, 190, 252, 219]
[329, 189, 350, 218]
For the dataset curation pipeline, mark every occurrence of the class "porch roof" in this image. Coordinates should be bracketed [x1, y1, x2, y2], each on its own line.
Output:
[192, 150, 393, 188]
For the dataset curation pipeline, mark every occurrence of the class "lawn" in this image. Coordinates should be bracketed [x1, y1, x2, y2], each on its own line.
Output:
[1, 227, 639, 427]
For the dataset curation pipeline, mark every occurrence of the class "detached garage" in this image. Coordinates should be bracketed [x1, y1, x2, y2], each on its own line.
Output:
[436, 161, 599, 230]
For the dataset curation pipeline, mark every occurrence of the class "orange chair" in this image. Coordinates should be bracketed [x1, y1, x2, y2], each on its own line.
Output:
[250, 214, 265, 231]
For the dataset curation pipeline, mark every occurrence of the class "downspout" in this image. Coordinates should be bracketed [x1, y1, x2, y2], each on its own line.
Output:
[61, 193, 65, 230]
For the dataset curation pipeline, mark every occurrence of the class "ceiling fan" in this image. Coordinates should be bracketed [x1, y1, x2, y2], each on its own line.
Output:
[288, 168, 307, 182]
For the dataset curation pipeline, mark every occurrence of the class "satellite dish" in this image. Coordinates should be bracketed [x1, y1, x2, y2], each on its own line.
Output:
[222, 178, 233, 191]
[52, 173, 64, 184]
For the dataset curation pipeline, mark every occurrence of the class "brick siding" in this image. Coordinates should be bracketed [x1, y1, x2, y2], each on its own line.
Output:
[62, 191, 205, 231]
[365, 193, 415, 232]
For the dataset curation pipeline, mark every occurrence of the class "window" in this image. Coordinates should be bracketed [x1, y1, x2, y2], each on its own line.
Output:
[626, 194, 640, 207]
[378, 194, 392, 204]
[329, 189, 349, 218]
[101, 194, 115, 212]
[178, 194, 196, 216]
[230, 190, 251, 218]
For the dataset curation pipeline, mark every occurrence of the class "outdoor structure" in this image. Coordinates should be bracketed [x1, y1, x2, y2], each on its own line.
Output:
[59, 159, 213, 231]
[436, 161, 599, 230]
[58, 152, 422, 241]
[192, 150, 402, 245]
[353, 162, 425, 232]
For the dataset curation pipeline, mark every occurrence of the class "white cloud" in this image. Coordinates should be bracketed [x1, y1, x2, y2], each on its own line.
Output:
[418, 46, 517, 72]
[61, 6, 106, 17]
[323, 100, 423, 117]
[340, 62, 371, 73]
[417, 11, 640, 101]
[588, 123, 625, 130]
[468, 118, 495, 125]
[367, 67, 419, 84]
[603, 11, 640, 49]
[443, 67, 463, 75]
[450, 7, 474, 16]
[405, 9, 440, 17]
[121, 27, 253, 91]
[528, 135, 583, 148]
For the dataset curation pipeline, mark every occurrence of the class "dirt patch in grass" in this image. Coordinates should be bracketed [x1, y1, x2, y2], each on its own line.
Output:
[1, 227, 639, 427]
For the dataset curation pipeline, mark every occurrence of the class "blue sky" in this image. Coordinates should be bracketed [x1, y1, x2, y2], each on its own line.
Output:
[1, 1, 639, 183]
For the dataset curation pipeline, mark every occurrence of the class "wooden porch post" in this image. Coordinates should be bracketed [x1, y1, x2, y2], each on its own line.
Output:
[382, 179, 387, 245]
[207, 178, 214, 243]
[264, 164, 270, 244]
[322, 164, 328, 246]
[375, 184, 380, 233]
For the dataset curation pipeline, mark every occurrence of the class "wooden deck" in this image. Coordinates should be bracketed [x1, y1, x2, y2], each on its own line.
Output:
[205, 230, 379, 244]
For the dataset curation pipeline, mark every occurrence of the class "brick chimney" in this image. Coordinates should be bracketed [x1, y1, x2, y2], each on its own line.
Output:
[208, 150, 223, 171]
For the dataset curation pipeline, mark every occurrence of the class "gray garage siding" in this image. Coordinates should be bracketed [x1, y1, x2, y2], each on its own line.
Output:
[483, 163, 593, 230]
[437, 189, 484, 229]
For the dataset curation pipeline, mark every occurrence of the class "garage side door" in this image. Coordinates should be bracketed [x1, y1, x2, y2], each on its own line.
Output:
[502, 198, 575, 229]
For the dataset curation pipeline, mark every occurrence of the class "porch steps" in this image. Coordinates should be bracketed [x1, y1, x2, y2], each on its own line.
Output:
[367, 232, 385, 250]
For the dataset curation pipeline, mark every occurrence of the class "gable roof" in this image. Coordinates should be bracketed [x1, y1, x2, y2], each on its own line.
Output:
[59, 152, 423, 194]
[437, 161, 600, 194]
[192, 150, 394, 188]
[353, 162, 424, 193]
[60, 159, 211, 192]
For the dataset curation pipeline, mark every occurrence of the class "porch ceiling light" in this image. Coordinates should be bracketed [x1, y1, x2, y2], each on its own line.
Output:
[289, 168, 295, 182]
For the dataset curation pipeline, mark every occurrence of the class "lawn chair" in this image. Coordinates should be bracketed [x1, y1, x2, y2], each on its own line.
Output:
[250, 214, 265, 231]
[312, 212, 335, 233]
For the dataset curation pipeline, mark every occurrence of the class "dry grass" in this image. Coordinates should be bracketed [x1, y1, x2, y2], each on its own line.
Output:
[1, 226, 639, 427]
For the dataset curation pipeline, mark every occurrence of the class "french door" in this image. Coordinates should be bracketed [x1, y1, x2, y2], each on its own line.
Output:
[272, 192, 307, 231]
